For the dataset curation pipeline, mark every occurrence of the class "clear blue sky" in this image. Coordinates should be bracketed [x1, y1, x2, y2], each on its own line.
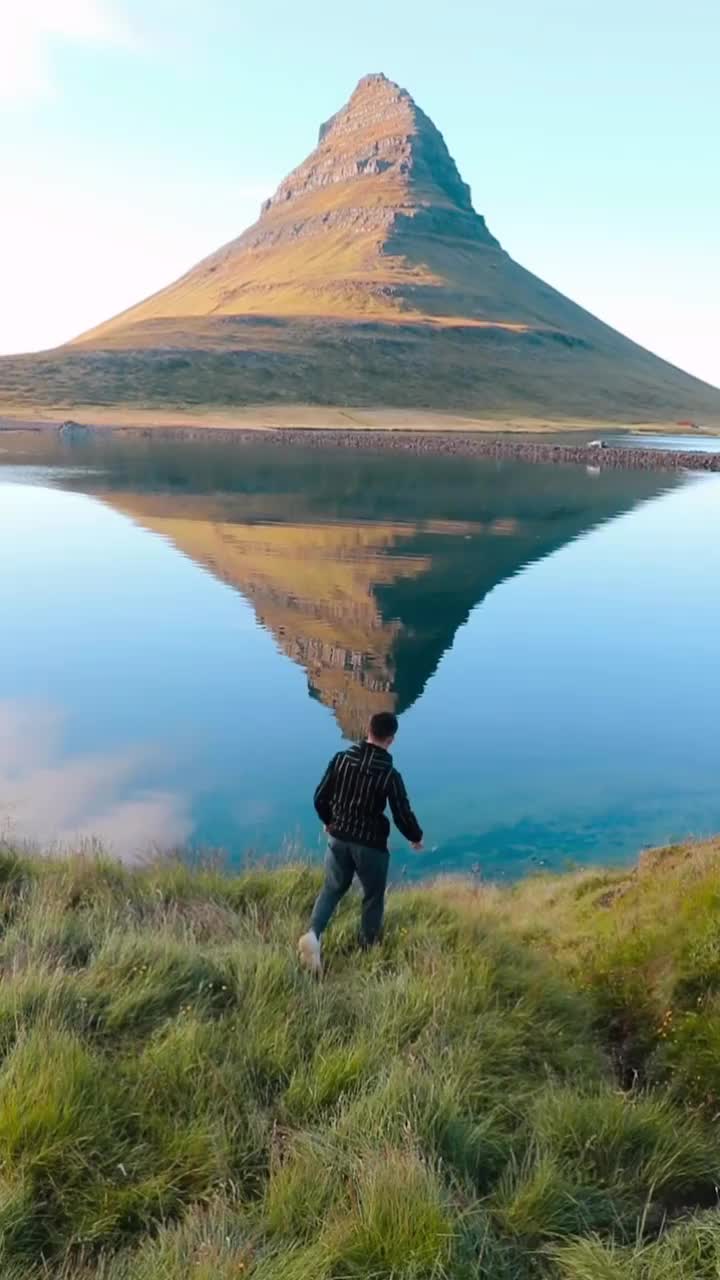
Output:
[2, 0, 718, 386]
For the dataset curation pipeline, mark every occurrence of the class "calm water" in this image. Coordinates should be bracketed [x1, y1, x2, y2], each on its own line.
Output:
[607, 432, 720, 454]
[1, 430, 719, 878]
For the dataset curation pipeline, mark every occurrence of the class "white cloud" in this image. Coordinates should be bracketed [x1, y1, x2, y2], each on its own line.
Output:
[1, 0, 135, 103]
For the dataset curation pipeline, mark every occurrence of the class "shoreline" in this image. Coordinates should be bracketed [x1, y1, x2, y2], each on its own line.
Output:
[2, 414, 720, 474]
[2, 402, 719, 436]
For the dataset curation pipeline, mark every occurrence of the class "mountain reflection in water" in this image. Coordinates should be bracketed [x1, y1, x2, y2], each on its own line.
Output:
[6, 430, 716, 873]
[57, 440, 669, 739]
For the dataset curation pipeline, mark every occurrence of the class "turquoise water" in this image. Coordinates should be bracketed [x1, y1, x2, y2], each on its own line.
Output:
[1, 431, 719, 878]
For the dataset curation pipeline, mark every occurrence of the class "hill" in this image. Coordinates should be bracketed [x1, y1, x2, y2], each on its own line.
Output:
[1, 73, 719, 427]
[2, 837, 720, 1278]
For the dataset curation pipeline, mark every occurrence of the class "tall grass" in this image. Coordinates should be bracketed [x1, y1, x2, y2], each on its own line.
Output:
[0, 840, 719, 1278]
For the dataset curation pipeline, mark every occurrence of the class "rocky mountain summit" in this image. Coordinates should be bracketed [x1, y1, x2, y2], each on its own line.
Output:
[77, 71, 506, 331]
[257, 72, 497, 252]
[1, 72, 718, 423]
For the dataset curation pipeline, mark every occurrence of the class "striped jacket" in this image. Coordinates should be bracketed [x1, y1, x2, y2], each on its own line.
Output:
[314, 741, 423, 852]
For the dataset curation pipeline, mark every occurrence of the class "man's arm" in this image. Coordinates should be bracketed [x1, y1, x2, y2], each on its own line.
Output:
[388, 769, 423, 846]
[314, 754, 339, 826]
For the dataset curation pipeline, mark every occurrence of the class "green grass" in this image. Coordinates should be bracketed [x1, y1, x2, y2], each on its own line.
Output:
[1, 840, 720, 1278]
[466, 837, 720, 1102]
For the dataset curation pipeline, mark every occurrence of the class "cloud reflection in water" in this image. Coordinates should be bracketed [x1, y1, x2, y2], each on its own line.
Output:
[0, 700, 191, 861]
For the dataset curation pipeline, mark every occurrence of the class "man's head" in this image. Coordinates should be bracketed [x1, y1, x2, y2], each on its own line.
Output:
[367, 711, 399, 749]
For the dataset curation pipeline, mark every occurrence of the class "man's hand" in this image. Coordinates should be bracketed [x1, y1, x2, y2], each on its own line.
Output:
[410, 841, 424, 852]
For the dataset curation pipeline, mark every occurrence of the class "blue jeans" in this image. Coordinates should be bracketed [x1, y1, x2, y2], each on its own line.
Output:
[310, 837, 389, 945]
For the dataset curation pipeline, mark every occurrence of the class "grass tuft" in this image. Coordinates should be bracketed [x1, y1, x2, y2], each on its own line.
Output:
[0, 841, 718, 1278]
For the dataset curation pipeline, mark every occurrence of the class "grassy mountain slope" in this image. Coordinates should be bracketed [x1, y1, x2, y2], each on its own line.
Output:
[1, 837, 720, 1278]
[2, 74, 719, 425]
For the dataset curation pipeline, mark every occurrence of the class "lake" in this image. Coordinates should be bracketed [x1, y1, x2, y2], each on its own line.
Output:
[606, 432, 720, 455]
[1, 429, 719, 878]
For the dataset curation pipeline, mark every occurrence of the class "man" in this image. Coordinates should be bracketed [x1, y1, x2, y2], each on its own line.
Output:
[298, 711, 423, 974]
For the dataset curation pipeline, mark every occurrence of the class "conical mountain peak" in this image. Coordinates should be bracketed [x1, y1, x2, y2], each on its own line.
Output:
[261, 71, 482, 227]
[73, 73, 504, 341]
[16, 74, 717, 427]
[319, 72, 410, 143]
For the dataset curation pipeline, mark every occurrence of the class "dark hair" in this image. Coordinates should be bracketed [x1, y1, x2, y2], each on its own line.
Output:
[369, 711, 398, 741]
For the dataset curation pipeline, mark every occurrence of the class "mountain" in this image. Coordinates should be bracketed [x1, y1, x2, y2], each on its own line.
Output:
[2, 73, 719, 424]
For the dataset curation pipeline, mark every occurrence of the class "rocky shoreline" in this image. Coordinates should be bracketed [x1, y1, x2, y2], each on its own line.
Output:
[2, 417, 720, 473]
[73, 424, 720, 473]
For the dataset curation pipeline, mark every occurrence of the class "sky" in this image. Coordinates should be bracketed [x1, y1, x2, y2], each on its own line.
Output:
[1, 0, 718, 387]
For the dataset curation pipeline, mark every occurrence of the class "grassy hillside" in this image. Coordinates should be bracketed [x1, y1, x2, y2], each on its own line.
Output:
[3, 317, 720, 428]
[1, 839, 720, 1278]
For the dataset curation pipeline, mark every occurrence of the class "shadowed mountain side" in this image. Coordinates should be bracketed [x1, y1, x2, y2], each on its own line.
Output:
[2, 73, 718, 423]
[91, 458, 672, 738]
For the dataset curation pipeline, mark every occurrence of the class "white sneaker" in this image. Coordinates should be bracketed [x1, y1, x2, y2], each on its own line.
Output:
[298, 930, 322, 976]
